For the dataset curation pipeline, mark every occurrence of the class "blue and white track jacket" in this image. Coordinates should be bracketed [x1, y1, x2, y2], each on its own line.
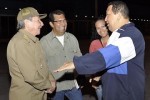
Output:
[73, 22, 145, 100]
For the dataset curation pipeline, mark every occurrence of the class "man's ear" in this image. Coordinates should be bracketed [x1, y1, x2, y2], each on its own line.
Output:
[24, 19, 30, 28]
[49, 22, 54, 28]
[117, 13, 122, 21]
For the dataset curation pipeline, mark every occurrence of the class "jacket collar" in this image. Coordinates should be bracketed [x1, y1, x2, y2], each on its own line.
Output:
[19, 29, 39, 42]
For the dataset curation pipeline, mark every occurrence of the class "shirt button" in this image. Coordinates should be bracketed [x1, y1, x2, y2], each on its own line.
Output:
[40, 64, 43, 69]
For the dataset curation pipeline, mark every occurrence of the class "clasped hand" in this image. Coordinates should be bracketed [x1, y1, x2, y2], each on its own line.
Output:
[45, 80, 56, 94]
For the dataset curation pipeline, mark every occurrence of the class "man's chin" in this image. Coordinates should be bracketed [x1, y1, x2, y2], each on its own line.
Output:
[60, 31, 65, 34]
[35, 32, 40, 36]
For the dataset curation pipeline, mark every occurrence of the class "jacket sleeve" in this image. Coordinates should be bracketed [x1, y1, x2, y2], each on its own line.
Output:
[73, 51, 106, 75]
[73, 37, 136, 75]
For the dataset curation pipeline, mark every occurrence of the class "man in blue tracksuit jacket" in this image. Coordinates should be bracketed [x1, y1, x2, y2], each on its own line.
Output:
[54, 1, 145, 100]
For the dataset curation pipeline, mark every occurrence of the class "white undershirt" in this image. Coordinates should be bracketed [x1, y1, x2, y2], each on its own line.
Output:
[56, 35, 64, 46]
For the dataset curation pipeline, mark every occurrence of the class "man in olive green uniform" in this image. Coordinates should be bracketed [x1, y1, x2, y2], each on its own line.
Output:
[7, 7, 56, 100]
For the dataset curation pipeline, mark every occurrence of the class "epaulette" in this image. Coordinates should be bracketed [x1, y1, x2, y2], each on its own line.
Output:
[23, 34, 30, 43]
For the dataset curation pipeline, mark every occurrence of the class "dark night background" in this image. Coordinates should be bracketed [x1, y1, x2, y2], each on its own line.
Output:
[0, 0, 150, 17]
[0, 0, 150, 40]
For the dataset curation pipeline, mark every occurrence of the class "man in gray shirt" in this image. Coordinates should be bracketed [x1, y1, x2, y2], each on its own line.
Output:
[40, 10, 83, 100]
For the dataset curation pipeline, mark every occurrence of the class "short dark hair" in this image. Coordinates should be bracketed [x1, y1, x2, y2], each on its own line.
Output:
[108, 1, 129, 19]
[49, 10, 66, 22]
[94, 16, 105, 24]
[91, 16, 106, 41]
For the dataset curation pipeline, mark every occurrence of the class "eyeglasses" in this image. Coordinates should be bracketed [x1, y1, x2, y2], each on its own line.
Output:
[53, 19, 67, 23]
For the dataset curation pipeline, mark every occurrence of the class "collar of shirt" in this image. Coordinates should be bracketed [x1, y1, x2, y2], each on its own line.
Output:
[19, 29, 39, 43]
[49, 31, 69, 41]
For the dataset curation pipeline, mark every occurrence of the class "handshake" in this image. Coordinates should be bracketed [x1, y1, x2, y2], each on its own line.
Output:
[45, 62, 74, 94]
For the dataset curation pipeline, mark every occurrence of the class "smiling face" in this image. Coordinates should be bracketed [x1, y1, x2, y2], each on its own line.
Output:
[50, 14, 67, 36]
[105, 5, 120, 32]
[25, 16, 44, 36]
[95, 20, 108, 38]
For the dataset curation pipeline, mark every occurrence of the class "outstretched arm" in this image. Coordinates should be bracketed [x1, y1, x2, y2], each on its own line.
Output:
[53, 62, 75, 72]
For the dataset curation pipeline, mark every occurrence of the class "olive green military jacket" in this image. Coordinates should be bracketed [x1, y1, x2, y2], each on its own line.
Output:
[7, 29, 55, 100]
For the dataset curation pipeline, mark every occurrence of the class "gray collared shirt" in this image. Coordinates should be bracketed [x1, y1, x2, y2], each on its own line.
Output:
[40, 31, 82, 91]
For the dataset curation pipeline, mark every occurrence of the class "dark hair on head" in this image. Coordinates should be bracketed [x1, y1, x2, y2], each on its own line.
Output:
[94, 15, 105, 24]
[108, 1, 129, 19]
[49, 10, 66, 22]
[91, 16, 105, 41]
